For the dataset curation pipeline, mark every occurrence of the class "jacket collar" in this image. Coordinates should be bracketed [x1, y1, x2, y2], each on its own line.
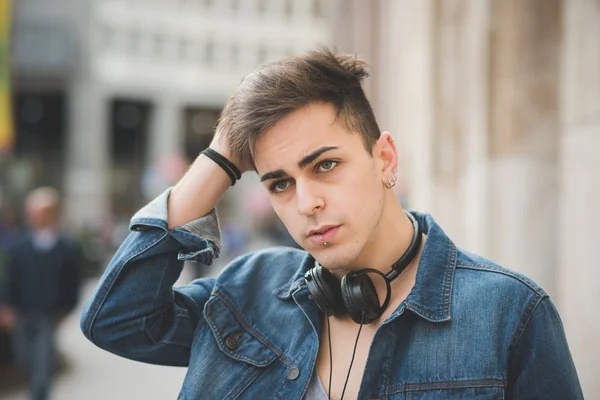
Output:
[272, 252, 313, 300]
[403, 212, 456, 323]
[272, 212, 457, 323]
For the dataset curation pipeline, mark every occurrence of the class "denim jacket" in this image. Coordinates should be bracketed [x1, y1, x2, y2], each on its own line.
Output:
[81, 190, 583, 399]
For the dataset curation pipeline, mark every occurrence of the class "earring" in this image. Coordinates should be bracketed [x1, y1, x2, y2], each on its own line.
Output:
[384, 172, 397, 189]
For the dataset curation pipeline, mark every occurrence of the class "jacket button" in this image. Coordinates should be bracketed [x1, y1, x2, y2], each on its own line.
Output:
[287, 367, 300, 380]
[225, 336, 239, 350]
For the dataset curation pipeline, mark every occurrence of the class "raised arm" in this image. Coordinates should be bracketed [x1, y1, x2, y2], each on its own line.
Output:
[168, 131, 248, 227]
[81, 135, 249, 366]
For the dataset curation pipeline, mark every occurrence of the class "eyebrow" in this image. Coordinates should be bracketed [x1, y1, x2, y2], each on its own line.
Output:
[259, 146, 339, 182]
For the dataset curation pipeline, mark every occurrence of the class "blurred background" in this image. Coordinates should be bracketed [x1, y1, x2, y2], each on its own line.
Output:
[0, 0, 597, 398]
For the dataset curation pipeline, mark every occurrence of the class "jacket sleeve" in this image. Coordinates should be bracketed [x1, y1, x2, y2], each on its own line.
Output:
[507, 295, 584, 399]
[80, 189, 221, 367]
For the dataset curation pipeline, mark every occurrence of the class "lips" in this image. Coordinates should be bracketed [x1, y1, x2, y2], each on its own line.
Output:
[307, 225, 340, 245]
[308, 225, 338, 237]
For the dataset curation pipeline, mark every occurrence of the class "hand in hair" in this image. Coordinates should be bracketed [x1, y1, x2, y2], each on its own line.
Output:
[209, 128, 253, 174]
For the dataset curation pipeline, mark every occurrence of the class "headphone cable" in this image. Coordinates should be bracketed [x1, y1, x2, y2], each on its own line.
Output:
[327, 315, 333, 400]
[340, 311, 365, 400]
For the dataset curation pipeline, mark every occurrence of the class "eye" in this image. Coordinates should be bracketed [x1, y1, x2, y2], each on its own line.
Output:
[317, 160, 338, 172]
[271, 180, 290, 193]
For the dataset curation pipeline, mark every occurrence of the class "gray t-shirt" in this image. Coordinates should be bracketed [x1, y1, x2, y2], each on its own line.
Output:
[303, 368, 329, 400]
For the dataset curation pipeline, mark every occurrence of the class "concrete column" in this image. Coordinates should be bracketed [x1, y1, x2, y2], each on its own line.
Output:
[64, 80, 110, 230]
[558, 0, 600, 396]
[486, 0, 561, 297]
[332, 0, 380, 110]
[459, 0, 491, 256]
[430, 0, 491, 256]
[139, 95, 184, 203]
[148, 95, 182, 168]
[377, 0, 435, 211]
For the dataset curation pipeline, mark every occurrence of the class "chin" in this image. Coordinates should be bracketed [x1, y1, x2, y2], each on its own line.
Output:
[313, 245, 360, 271]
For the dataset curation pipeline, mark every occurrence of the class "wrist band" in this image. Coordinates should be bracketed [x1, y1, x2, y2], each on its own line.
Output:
[203, 148, 242, 180]
[201, 148, 237, 186]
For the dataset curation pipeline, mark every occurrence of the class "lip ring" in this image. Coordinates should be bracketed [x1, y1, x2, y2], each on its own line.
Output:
[307, 225, 340, 247]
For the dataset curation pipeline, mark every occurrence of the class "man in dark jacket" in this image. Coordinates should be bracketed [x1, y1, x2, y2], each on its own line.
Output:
[2, 187, 81, 400]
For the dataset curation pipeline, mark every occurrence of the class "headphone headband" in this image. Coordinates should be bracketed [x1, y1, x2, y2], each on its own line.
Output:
[385, 211, 422, 281]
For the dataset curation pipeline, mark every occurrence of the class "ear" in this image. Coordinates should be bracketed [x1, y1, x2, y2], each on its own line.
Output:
[374, 132, 398, 177]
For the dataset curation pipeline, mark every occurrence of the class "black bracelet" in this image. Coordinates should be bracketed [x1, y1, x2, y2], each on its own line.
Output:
[203, 148, 241, 180]
[201, 149, 237, 186]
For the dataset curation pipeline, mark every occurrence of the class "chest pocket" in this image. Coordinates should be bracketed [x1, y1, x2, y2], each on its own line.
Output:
[390, 380, 505, 400]
[204, 294, 279, 367]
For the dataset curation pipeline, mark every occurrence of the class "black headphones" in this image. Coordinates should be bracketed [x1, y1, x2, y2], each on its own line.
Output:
[304, 211, 422, 324]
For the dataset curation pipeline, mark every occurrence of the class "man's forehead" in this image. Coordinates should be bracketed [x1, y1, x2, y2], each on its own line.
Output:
[254, 141, 339, 172]
[252, 104, 359, 172]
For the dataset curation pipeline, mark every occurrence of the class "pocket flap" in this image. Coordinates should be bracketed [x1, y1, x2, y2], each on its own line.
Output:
[204, 295, 278, 367]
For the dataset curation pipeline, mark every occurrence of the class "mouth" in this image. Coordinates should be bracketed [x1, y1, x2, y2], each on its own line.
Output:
[307, 225, 341, 245]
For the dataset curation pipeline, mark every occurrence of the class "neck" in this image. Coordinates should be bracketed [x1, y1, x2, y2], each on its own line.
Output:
[331, 198, 426, 323]
[329, 195, 424, 311]
[348, 198, 417, 276]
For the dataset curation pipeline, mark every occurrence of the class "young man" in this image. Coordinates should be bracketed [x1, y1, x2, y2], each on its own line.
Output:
[81, 50, 583, 399]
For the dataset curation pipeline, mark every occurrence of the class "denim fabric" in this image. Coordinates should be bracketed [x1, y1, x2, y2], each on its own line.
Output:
[81, 189, 583, 400]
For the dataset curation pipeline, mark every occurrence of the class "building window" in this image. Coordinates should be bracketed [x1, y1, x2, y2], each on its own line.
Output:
[284, 0, 293, 19]
[204, 39, 215, 65]
[129, 29, 140, 54]
[312, 0, 324, 19]
[256, 0, 267, 14]
[257, 45, 268, 64]
[230, 43, 240, 66]
[179, 39, 191, 61]
[153, 34, 165, 57]
[100, 26, 114, 51]
[116, 29, 129, 54]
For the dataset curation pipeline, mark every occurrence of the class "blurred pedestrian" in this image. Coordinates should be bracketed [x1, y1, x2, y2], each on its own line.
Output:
[1, 187, 82, 400]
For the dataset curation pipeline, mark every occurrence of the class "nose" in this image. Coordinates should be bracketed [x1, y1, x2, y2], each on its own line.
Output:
[296, 180, 324, 216]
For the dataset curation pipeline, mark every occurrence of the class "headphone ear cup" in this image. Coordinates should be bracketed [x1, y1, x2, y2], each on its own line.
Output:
[341, 272, 382, 324]
[305, 265, 345, 316]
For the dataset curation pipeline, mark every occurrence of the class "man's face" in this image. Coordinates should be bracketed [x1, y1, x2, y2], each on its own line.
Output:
[26, 202, 58, 230]
[254, 102, 387, 271]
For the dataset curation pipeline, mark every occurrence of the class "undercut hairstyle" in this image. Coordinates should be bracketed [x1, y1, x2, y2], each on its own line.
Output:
[217, 48, 381, 170]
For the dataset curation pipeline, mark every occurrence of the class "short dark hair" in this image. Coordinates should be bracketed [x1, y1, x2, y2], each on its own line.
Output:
[217, 48, 381, 169]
